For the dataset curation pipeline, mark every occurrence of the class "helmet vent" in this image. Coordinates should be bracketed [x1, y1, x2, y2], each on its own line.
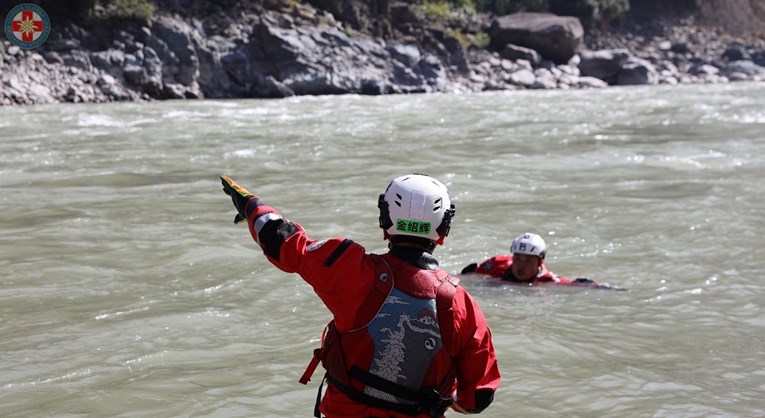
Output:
[433, 197, 443, 211]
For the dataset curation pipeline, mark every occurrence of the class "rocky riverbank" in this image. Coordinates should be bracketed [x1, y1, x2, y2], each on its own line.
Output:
[2, 2, 765, 105]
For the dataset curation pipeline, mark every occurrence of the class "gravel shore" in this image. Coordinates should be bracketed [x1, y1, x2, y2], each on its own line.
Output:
[2, 4, 764, 106]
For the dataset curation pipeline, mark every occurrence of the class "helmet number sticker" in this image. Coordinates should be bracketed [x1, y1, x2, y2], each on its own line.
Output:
[395, 219, 431, 235]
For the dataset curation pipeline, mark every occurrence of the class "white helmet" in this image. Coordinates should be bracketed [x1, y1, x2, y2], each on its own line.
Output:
[511, 233, 547, 259]
[378, 174, 455, 243]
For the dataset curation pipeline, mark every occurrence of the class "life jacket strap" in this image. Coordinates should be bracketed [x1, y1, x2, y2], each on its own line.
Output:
[299, 348, 322, 385]
[348, 366, 429, 403]
[326, 369, 453, 418]
[311, 374, 327, 418]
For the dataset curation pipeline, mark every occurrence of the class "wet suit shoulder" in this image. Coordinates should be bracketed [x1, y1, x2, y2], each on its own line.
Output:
[461, 255, 513, 277]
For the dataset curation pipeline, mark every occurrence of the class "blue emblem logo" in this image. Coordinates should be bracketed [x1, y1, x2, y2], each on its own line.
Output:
[4, 3, 51, 49]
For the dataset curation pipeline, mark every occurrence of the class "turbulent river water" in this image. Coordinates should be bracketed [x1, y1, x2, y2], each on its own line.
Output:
[1, 82, 764, 418]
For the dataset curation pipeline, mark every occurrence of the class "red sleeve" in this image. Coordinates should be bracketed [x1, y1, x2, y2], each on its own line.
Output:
[245, 199, 374, 331]
[475, 255, 513, 278]
[539, 264, 574, 284]
[451, 288, 501, 412]
[539, 267, 614, 289]
[551, 274, 573, 284]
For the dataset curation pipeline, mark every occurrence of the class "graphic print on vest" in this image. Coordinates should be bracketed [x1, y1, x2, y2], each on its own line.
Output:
[365, 288, 442, 402]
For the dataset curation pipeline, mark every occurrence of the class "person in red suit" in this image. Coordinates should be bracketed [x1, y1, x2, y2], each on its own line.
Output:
[461, 233, 622, 289]
[221, 173, 501, 418]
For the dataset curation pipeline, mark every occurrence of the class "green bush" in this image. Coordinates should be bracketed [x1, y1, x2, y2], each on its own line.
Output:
[423, 1, 453, 19]
[589, 0, 629, 29]
[472, 31, 491, 48]
[104, 0, 155, 21]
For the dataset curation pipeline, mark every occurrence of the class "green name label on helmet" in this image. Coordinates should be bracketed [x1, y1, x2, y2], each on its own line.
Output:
[395, 219, 432, 235]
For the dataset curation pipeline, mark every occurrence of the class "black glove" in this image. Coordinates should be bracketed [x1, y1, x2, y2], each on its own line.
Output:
[461, 263, 478, 274]
[572, 277, 626, 291]
[220, 175, 255, 224]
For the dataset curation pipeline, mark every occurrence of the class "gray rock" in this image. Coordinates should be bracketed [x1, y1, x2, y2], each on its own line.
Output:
[690, 64, 720, 76]
[123, 64, 144, 84]
[579, 49, 631, 83]
[657, 40, 672, 51]
[283, 70, 353, 95]
[722, 46, 746, 61]
[44, 51, 64, 65]
[27, 83, 56, 104]
[722, 60, 765, 77]
[45, 39, 80, 51]
[516, 59, 533, 71]
[163, 83, 186, 99]
[361, 78, 391, 95]
[116, 30, 135, 45]
[124, 53, 142, 67]
[500, 59, 517, 72]
[258, 75, 295, 98]
[557, 73, 579, 87]
[417, 53, 448, 90]
[141, 46, 164, 95]
[531, 68, 557, 89]
[507, 68, 536, 87]
[558, 64, 580, 76]
[91, 49, 125, 71]
[490, 12, 584, 65]
[499, 43, 541, 66]
[726, 72, 750, 81]
[149, 40, 180, 81]
[617, 57, 659, 85]
[578, 76, 608, 88]
[97, 73, 117, 86]
[153, 16, 202, 86]
[220, 51, 252, 86]
[671, 42, 690, 53]
[63, 51, 93, 72]
[752, 50, 765, 66]
[388, 43, 421, 67]
[442, 36, 470, 74]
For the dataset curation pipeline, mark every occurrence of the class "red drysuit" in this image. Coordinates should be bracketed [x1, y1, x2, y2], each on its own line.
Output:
[244, 198, 501, 418]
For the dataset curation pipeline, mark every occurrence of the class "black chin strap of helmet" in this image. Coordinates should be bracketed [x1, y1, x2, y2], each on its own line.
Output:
[389, 235, 437, 254]
[436, 203, 455, 238]
[378, 193, 393, 230]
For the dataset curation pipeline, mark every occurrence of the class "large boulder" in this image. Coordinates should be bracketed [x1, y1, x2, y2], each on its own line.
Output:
[721, 60, 765, 81]
[617, 57, 659, 85]
[579, 49, 630, 83]
[489, 12, 584, 65]
[152, 16, 202, 87]
[579, 49, 660, 85]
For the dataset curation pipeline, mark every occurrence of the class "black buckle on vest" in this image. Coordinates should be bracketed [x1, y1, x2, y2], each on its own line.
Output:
[329, 368, 453, 417]
[421, 388, 453, 418]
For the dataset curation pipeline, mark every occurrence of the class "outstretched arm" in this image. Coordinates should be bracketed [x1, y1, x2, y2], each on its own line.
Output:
[220, 174, 295, 261]
[571, 277, 627, 291]
[460, 256, 513, 278]
[220, 175, 375, 328]
[461, 263, 478, 274]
